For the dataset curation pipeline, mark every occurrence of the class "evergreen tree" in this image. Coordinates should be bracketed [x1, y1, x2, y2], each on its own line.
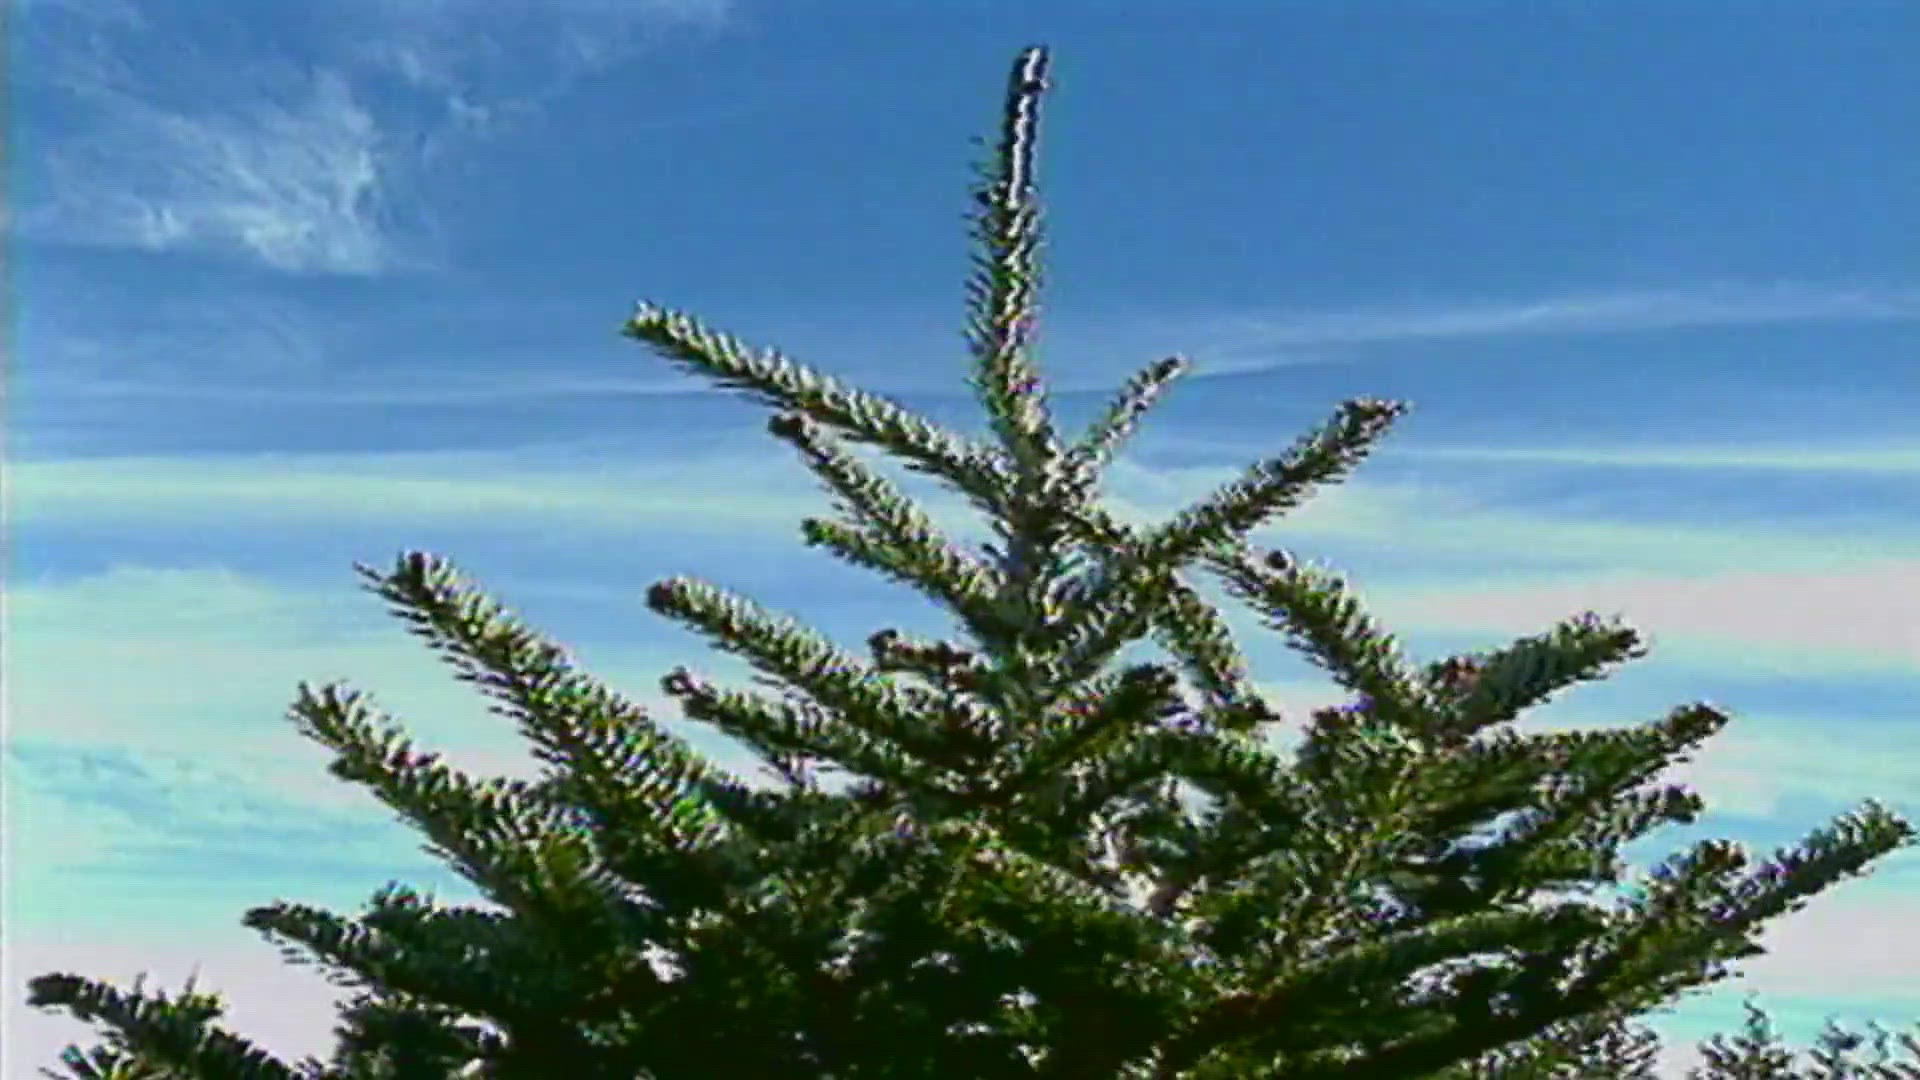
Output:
[26, 45, 1914, 1079]
[1683, 1001, 1920, 1080]
[1439, 999, 1920, 1079]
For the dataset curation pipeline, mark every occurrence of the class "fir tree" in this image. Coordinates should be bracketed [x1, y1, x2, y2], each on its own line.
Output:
[1434, 999, 1920, 1079]
[26, 45, 1915, 1079]
[1681, 999, 1920, 1080]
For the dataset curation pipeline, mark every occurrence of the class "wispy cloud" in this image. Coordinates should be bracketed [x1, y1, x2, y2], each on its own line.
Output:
[23, 282, 1919, 405]
[1190, 283, 1920, 359]
[1142, 431, 1920, 477]
[350, 0, 733, 153]
[20, 291, 335, 398]
[31, 374, 717, 405]
[8, 448, 1916, 705]
[13, 0, 733, 274]
[19, 56, 418, 274]
[1385, 443, 1920, 476]
[1372, 561, 1920, 675]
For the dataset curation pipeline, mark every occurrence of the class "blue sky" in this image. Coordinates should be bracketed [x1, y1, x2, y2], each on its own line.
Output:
[5, 0, 1916, 1075]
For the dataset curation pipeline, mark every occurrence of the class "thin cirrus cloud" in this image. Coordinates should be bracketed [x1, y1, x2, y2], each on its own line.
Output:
[21, 69, 408, 276]
[8, 444, 1917, 684]
[1383, 443, 1920, 475]
[7, 445, 1915, 568]
[13, 0, 734, 275]
[29, 374, 718, 406]
[1198, 283, 1920, 353]
[343, 0, 736, 173]
[23, 282, 1920, 403]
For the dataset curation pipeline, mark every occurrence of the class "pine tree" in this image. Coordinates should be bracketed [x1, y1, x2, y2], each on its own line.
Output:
[1432, 999, 1920, 1079]
[1682, 999, 1920, 1080]
[25, 44, 1915, 1080]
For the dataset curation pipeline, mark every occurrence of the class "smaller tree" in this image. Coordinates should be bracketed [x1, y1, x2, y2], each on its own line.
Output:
[1688, 1000, 1920, 1080]
[1434, 998, 1920, 1079]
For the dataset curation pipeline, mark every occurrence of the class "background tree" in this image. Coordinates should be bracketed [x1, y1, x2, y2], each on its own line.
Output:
[40, 984, 1920, 1079]
[1440, 997, 1920, 1079]
[25, 44, 1915, 1080]
[1684, 1000, 1920, 1080]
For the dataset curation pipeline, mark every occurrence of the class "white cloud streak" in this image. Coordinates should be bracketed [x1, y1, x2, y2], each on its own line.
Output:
[1385, 443, 1920, 476]
[23, 281, 1918, 405]
[34, 374, 716, 405]
[1372, 561, 1920, 675]
[1200, 283, 1920, 352]
[9, 449, 1918, 586]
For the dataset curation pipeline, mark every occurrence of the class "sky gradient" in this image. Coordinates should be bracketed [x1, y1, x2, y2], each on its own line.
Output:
[6, 0, 1917, 1075]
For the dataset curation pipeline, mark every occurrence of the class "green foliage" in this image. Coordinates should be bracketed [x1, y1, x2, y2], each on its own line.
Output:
[26, 45, 1915, 1080]
[1424, 998, 1920, 1079]
[29, 972, 226, 1080]
[1681, 1000, 1920, 1080]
